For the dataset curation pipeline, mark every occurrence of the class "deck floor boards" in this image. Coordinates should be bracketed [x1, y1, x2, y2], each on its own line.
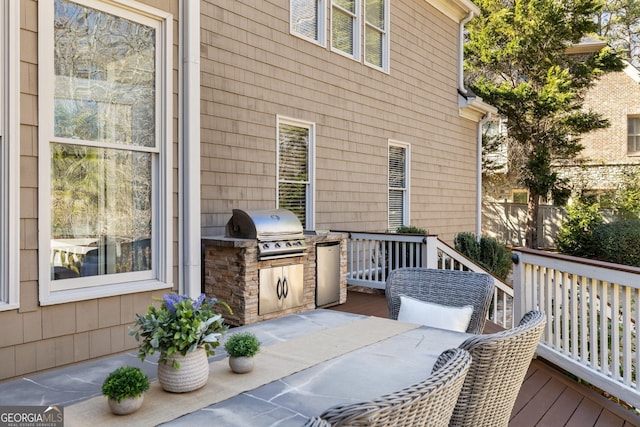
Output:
[329, 290, 640, 427]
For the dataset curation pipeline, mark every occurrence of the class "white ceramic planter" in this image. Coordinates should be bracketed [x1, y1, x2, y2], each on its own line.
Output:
[228, 356, 255, 374]
[108, 395, 144, 415]
[157, 347, 209, 393]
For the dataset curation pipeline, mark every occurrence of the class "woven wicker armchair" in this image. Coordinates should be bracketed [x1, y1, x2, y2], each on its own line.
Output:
[442, 310, 546, 427]
[385, 268, 494, 334]
[303, 347, 472, 427]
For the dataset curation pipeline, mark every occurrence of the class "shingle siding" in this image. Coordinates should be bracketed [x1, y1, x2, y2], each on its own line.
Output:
[201, 0, 478, 242]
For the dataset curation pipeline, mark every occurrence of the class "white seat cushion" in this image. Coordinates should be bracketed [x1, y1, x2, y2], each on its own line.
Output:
[397, 295, 473, 333]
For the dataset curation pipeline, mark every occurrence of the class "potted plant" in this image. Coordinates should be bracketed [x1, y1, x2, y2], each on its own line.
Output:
[224, 331, 261, 374]
[129, 293, 231, 392]
[101, 366, 150, 415]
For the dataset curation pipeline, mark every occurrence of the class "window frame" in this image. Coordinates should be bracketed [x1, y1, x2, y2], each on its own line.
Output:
[627, 115, 640, 156]
[363, 0, 389, 72]
[38, 0, 173, 305]
[388, 141, 410, 232]
[330, 0, 361, 60]
[290, 0, 327, 47]
[276, 116, 316, 230]
[0, 1, 19, 311]
[291, 0, 389, 72]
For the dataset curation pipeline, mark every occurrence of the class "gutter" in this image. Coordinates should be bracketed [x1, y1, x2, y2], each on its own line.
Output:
[179, 0, 202, 297]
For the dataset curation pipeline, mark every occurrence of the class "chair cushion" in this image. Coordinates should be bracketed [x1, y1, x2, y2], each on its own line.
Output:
[397, 295, 473, 332]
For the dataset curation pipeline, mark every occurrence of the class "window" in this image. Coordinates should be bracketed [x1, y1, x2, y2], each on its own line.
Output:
[628, 116, 640, 155]
[277, 117, 315, 229]
[38, 0, 172, 304]
[0, 1, 19, 311]
[331, 0, 359, 58]
[291, 0, 326, 46]
[388, 142, 409, 231]
[364, 0, 388, 70]
[292, 0, 389, 71]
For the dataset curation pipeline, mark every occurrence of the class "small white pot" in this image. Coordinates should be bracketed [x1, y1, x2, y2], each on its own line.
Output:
[108, 395, 144, 415]
[228, 356, 255, 374]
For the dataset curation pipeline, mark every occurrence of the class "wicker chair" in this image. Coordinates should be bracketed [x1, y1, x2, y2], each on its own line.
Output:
[442, 310, 546, 427]
[385, 268, 494, 334]
[303, 347, 472, 427]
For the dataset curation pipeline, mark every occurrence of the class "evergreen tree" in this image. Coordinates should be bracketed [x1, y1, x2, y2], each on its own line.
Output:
[465, 0, 624, 248]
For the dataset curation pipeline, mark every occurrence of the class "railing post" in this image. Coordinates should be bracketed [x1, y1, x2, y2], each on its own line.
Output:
[425, 236, 439, 269]
[511, 251, 526, 324]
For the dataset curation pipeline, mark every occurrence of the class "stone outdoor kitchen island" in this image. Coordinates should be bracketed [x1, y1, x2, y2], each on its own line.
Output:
[203, 232, 347, 326]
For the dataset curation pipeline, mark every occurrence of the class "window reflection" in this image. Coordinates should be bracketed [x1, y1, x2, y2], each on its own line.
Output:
[50, 144, 152, 279]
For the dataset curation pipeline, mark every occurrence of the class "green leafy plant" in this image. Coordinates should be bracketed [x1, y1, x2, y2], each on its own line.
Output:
[224, 332, 261, 358]
[129, 293, 232, 368]
[555, 198, 604, 258]
[396, 225, 428, 234]
[592, 219, 640, 267]
[101, 366, 150, 402]
[454, 232, 512, 280]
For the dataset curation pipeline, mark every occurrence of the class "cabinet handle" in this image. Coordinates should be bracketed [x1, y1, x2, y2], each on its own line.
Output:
[283, 277, 289, 298]
[276, 278, 283, 300]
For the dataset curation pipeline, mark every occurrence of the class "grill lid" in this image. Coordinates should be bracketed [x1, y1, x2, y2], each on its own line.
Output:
[225, 208, 304, 241]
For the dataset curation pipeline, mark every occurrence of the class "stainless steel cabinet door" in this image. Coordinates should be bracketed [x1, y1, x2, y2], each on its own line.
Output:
[259, 264, 304, 315]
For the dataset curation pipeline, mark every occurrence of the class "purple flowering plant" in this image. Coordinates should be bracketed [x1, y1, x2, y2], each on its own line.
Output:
[130, 293, 232, 369]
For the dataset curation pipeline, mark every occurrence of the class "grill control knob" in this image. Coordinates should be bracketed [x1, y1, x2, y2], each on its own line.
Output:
[275, 242, 281, 248]
[262, 243, 270, 250]
[286, 242, 292, 247]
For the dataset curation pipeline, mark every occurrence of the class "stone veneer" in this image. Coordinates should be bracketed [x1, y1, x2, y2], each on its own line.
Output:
[202, 233, 348, 326]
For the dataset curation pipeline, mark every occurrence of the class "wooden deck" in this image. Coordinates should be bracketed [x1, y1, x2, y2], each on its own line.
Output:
[328, 290, 640, 427]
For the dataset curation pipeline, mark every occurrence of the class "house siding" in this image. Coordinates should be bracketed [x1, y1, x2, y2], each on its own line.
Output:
[3, 0, 481, 380]
[200, 0, 479, 242]
[0, 0, 180, 381]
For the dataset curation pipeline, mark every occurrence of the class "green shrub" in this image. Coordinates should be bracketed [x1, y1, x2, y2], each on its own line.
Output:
[396, 225, 428, 234]
[592, 219, 640, 267]
[454, 232, 512, 280]
[224, 332, 261, 358]
[555, 199, 603, 258]
[101, 366, 150, 402]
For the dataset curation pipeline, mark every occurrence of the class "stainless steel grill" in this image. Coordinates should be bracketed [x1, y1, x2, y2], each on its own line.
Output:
[225, 208, 307, 259]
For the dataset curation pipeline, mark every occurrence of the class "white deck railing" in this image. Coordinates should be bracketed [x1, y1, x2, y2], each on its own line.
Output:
[513, 248, 640, 408]
[345, 232, 514, 329]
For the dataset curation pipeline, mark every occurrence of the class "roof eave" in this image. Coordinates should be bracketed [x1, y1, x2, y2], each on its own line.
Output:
[459, 93, 498, 122]
[426, 0, 480, 22]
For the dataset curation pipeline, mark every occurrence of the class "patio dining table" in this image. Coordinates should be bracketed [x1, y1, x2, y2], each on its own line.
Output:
[65, 309, 471, 427]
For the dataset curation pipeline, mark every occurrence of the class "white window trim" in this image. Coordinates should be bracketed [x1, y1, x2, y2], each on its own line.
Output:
[37, 0, 173, 305]
[0, 1, 20, 311]
[330, 0, 361, 61]
[276, 115, 316, 230]
[363, 0, 390, 73]
[290, 0, 327, 47]
[388, 141, 410, 231]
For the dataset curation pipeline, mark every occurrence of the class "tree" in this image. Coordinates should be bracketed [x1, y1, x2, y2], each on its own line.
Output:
[595, 0, 640, 66]
[465, 0, 625, 248]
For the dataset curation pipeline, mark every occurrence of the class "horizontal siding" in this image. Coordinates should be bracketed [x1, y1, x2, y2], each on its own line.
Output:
[200, 0, 478, 238]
